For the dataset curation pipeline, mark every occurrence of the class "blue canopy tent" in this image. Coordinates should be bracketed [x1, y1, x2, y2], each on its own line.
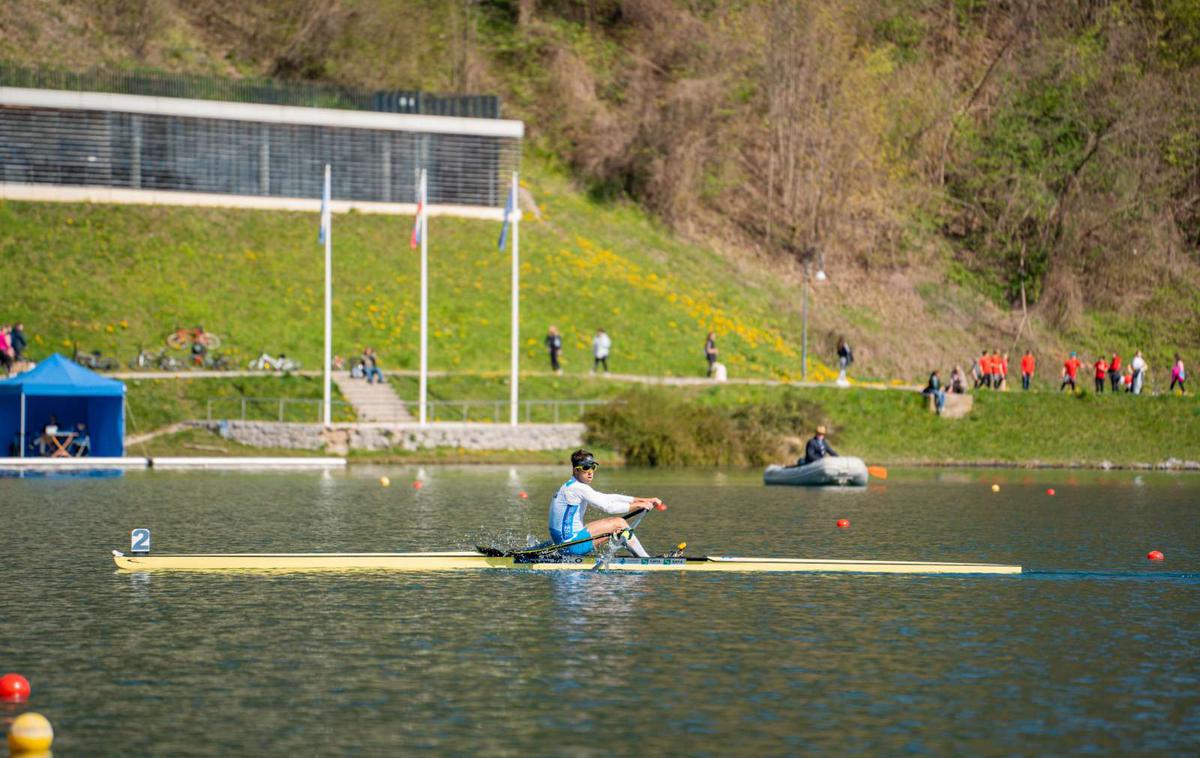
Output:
[0, 354, 126, 457]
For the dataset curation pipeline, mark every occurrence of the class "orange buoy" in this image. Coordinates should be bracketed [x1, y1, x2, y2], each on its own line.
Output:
[412, 480, 424, 490]
[0, 672, 30, 702]
[1147, 550, 1164, 561]
[1046, 488, 1055, 496]
[836, 519, 850, 528]
[518, 491, 528, 499]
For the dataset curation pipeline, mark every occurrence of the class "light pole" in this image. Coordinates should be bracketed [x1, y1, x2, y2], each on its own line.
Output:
[799, 247, 826, 382]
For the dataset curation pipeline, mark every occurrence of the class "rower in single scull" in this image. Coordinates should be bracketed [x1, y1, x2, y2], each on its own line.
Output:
[548, 449, 661, 558]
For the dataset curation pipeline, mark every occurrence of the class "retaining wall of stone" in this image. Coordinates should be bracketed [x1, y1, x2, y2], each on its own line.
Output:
[191, 420, 585, 454]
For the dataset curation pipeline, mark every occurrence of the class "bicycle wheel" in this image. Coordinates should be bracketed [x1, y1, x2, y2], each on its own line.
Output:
[166, 332, 187, 350]
[199, 332, 222, 349]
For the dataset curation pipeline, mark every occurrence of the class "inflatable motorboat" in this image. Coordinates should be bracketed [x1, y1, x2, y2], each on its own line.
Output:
[763, 457, 869, 487]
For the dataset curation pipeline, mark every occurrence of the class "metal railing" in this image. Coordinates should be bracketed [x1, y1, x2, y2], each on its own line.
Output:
[206, 397, 356, 423]
[415, 399, 610, 424]
[205, 397, 611, 424]
[0, 61, 502, 117]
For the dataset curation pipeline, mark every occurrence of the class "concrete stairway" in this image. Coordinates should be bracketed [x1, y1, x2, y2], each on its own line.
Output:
[333, 371, 413, 422]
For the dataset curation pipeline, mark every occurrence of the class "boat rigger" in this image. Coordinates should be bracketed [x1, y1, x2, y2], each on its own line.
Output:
[111, 550, 1022, 574]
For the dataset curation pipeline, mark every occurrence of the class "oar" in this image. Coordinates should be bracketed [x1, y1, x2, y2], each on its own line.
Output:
[867, 465, 888, 480]
[477, 503, 666, 558]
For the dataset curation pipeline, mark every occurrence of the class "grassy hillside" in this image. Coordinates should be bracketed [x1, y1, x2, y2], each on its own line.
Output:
[1, 161, 839, 382]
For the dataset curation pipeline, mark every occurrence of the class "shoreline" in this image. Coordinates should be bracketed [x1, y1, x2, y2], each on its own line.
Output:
[342, 451, 1200, 471]
[867, 458, 1200, 472]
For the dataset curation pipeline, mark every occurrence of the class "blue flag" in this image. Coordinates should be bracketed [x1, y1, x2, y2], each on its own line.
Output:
[497, 184, 516, 251]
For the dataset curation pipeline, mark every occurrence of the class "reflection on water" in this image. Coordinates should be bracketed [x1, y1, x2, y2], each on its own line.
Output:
[0, 466, 1198, 754]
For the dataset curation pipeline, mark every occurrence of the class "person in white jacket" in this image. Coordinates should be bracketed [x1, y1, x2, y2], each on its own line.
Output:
[592, 329, 612, 373]
[1131, 350, 1147, 395]
[548, 450, 659, 556]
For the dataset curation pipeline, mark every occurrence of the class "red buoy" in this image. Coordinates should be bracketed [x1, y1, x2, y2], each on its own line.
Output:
[412, 480, 424, 490]
[518, 491, 528, 499]
[1147, 550, 1164, 561]
[836, 519, 850, 528]
[0, 672, 31, 702]
[1046, 488, 1055, 496]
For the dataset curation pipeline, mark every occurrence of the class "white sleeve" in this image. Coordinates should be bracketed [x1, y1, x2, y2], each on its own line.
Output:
[574, 483, 635, 515]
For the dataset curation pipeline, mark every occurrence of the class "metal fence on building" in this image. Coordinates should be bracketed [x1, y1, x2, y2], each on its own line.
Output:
[0, 64, 520, 210]
[0, 62, 501, 118]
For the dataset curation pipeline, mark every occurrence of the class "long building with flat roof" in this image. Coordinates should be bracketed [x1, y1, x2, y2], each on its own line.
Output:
[0, 69, 522, 219]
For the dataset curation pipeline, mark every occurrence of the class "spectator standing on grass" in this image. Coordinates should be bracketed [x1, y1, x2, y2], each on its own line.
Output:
[591, 329, 611, 373]
[982, 350, 995, 389]
[1108, 352, 1122, 392]
[1170, 354, 1186, 394]
[705, 332, 718, 377]
[1061, 352, 1083, 392]
[1131, 350, 1147, 395]
[0, 325, 12, 376]
[1020, 350, 1035, 391]
[971, 351, 985, 389]
[1093, 355, 1108, 394]
[999, 351, 1010, 390]
[10, 322, 26, 363]
[836, 337, 853, 384]
[545, 326, 563, 375]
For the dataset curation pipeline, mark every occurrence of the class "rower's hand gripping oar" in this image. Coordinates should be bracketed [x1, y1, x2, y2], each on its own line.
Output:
[477, 503, 667, 558]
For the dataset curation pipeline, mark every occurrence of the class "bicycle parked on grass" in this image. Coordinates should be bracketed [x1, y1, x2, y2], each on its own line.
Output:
[166, 325, 222, 351]
[202, 351, 231, 370]
[248, 352, 300, 372]
[73, 348, 120, 372]
[130, 347, 183, 371]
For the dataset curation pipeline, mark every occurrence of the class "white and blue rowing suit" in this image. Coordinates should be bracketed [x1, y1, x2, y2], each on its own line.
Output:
[549, 478, 635, 555]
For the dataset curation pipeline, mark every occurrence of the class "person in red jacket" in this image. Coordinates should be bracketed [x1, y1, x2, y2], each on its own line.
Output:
[1093, 356, 1108, 393]
[1020, 350, 1035, 391]
[1061, 352, 1083, 392]
[1108, 352, 1122, 392]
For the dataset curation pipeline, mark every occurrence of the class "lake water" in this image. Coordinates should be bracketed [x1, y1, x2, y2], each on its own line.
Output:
[2, 466, 1198, 755]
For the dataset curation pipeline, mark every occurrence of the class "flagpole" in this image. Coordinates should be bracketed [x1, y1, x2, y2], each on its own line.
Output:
[510, 172, 520, 426]
[322, 164, 332, 427]
[419, 168, 428, 426]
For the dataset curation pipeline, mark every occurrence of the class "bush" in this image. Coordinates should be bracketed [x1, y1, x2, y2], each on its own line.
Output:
[583, 388, 825, 467]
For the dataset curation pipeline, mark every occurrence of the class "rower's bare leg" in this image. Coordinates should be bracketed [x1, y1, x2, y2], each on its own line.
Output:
[583, 517, 626, 552]
[585, 517, 650, 557]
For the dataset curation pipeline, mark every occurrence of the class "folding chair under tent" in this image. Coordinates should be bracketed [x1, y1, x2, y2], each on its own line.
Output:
[0, 353, 126, 457]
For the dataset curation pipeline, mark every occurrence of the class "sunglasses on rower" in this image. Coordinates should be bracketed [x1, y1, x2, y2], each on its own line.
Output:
[574, 462, 598, 471]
